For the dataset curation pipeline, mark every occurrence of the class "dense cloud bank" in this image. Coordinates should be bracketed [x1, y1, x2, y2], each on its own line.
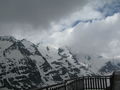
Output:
[0, 0, 120, 57]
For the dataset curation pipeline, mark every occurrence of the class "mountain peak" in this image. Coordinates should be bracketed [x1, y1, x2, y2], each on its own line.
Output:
[0, 36, 17, 42]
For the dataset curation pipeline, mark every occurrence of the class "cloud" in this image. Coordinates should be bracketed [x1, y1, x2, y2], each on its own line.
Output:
[0, 0, 88, 28]
[0, 0, 120, 57]
[0, 0, 89, 41]
[38, 2, 103, 46]
[53, 13, 120, 57]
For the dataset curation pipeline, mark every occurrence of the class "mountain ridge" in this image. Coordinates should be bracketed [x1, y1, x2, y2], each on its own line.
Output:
[0, 36, 119, 90]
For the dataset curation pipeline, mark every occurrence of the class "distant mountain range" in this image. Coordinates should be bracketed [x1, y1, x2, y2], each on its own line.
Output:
[0, 36, 120, 90]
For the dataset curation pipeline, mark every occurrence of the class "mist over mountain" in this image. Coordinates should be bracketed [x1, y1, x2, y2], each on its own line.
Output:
[0, 36, 119, 90]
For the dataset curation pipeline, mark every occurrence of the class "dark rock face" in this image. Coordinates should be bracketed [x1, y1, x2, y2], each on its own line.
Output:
[0, 40, 43, 90]
[0, 36, 83, 90]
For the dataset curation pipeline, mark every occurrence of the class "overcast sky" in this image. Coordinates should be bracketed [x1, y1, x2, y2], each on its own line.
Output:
[0, 0, 120, 57]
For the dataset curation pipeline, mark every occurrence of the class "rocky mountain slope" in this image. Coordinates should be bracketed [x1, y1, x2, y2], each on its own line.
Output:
[0, 36, 120, 90]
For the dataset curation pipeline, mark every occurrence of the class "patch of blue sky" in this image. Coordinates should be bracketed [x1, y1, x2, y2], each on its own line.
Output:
[60, 18, 103, 32]
[59, 0, 120, 33]
[71, 18, 102, 27]
[97, 0, 120, 17]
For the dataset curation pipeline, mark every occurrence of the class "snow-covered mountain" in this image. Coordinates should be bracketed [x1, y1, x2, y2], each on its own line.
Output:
[0, 36, 120, 90]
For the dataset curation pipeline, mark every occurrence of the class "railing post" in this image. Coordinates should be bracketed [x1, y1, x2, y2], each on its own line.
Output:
[82, 77, 84, 90]
[112, 70, 120, 90]
[64, 80, 67, 90]
[46, 87, 48, 90]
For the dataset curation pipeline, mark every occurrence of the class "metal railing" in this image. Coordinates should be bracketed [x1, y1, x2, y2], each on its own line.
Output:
[83, 76, 112, 90]
[32, 76, 112, 90]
